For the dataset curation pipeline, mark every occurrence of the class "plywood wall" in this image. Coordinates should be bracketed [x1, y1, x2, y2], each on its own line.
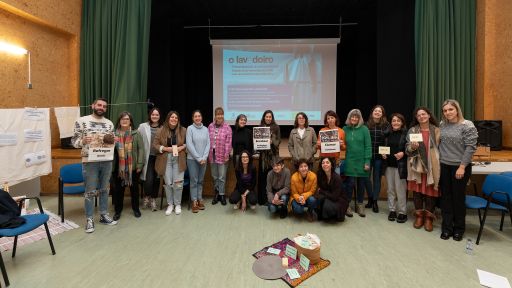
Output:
[0, 0, 81, 147]
[476, 0, 512, 148]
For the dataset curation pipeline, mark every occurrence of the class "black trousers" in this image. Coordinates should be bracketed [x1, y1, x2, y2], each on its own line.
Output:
[143, 155, 160, 198]
[229, 188, 257, 206]
[112, 171, 140, 214]
[257, 167, 271, 205]
[440, 163, 471, 234]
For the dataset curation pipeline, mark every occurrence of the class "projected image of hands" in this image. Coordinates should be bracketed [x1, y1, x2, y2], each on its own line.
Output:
[212, 39, 338, 125]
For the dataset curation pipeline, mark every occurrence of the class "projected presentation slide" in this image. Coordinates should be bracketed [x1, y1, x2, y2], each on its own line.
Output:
[212, 39, 339, 125]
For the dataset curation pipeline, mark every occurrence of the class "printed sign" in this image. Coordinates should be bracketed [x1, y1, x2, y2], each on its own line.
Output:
[319, 129, 340, 153]
[253, 127, 271, 150]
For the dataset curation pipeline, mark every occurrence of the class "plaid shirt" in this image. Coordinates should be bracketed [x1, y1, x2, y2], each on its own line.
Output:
[367, 123, 390, 158]
[208, 121, 232, 164]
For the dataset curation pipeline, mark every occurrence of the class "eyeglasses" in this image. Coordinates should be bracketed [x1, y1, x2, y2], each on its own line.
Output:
[121, 118, 130, 121]
[241, 156, 249, 159]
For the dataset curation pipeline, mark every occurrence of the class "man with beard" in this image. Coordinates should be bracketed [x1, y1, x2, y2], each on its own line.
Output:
[72, 98, 117, 233]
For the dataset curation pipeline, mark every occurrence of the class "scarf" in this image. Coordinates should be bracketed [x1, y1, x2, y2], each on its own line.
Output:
[116, 129, 133, 186]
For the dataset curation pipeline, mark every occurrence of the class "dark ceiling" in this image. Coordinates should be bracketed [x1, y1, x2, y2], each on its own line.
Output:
[151, 0, 375, 39]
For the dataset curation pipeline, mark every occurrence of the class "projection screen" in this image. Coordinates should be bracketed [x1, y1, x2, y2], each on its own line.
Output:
[211, 38, 339, 125]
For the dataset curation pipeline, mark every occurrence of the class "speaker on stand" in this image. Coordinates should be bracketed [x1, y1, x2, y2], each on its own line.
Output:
[474, 120, 502, 151]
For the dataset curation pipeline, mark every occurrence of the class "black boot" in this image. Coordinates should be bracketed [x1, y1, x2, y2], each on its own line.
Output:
[212, 190, 219, 205]
[220, 195, 227, 206]
[365, 198, 373, 209]
[279, 206, 288, 219]
[372, 200, 379, 213]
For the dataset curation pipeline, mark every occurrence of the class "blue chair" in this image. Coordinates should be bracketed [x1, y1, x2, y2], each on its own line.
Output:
[500, 171, 512, 178]
[0, 197, 56, 286]
[58, 163, 97, 223]
[465, 174, 512, 245]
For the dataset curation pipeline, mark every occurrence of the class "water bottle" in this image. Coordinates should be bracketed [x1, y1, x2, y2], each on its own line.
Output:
[465, 238, 474, 255]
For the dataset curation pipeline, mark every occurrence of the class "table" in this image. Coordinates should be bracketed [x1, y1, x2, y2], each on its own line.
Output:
[471, 162, 512, 175]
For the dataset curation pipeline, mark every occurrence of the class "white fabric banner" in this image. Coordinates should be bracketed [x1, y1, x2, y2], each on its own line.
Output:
[54, 107, 80, 138]
[0, 108, 52, 186]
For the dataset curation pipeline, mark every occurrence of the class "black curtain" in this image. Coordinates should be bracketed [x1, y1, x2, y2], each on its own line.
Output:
[148, 0, 414, 132]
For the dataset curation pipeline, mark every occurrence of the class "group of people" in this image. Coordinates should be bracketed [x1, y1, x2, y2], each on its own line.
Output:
[72, 98, 478, 242]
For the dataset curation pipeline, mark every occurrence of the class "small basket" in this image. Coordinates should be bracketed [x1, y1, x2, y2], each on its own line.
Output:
[293, 242, 321, 264]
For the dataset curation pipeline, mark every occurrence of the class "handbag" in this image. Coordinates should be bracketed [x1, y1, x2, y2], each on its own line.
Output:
[409, 154, 426, 174]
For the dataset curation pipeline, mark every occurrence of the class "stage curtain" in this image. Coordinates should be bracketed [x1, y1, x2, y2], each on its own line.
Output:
[80, 0, 151, 126]
[415, 0, 475, 119]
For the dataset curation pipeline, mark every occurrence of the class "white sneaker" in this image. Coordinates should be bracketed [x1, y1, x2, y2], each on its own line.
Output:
[165, 204, 174, 216]
[85, 218, 95, 233]
[250, 205, 256, 210]
[175, 205, 182, 215]
[234, 203, 239, 210]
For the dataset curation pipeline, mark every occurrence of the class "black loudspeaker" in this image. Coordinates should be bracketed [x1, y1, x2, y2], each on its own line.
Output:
[60, 137, 76, 149]
[474, 120, 502, 151]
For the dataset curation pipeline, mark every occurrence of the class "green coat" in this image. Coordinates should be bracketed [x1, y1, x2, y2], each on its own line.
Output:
[343, 125, 372, 177]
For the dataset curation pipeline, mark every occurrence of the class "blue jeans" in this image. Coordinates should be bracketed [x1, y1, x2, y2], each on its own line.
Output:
[82, 161, 112, 218]
[163, 155, 184, 205]
[267, 194, 289, 214]
[210, 162, 228, 195]
[291, 196, 317, 214]
[370, 158, 383, 200]
[345, 176, 370, 204]
[187, 158, 207, 201]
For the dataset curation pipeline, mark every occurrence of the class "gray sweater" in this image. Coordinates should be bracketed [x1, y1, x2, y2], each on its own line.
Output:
[439, 120, 478, 166]
[186, 123, 210, 162]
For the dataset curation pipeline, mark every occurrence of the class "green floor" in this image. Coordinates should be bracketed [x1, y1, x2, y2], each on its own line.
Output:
[2, 196, 512, 288]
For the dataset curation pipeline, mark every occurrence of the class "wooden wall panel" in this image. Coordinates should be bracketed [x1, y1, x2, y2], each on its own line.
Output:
[476, 0, 512, 148]
[0, 1, 80, 148]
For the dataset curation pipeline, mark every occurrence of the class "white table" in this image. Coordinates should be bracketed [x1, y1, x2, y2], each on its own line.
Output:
[471, 162, 512, 175]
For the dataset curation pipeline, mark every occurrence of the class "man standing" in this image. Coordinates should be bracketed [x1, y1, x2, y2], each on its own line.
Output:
[72, 98, 117, 233]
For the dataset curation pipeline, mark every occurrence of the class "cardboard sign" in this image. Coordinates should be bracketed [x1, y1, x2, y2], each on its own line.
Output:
[299, 254, 310, 271]
[409, 133, 423, 142]
[378, 146, 390, 155]
[285, 244, 297, 260]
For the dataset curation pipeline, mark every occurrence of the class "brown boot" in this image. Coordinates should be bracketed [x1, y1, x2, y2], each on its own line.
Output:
[424, 210, 435, 232]
[413, 210, 424, 229]
[197, 200, 205, 210]
[192, 200, 199, 213]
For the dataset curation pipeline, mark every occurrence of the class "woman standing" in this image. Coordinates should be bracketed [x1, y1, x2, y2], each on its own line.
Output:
[288, 112, 317, 169]
[154, 111, 187, 216]
[138, 107, 163, 211]
[229, 150, 257, 211]
[439, 100, 477, 241]
[231, 114, 253, 168]
[382, 113, 408, 223]
[112, 112, 145, 221]
[316, 110, 346, 175]
[365, 105, 390, 213]
[289, 158, 317, 221]
[208, 107, 232, 206]
[257, 110, 281, 205]
[406, 107, 440, 232]
[186, 110, 210, 213]
[343, 109, 372, 217]
[316, 157, 348, 222]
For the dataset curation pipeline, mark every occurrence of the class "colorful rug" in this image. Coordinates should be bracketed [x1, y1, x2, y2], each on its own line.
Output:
[0, 209, 78, 252]
[253, 238, 330, 287]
